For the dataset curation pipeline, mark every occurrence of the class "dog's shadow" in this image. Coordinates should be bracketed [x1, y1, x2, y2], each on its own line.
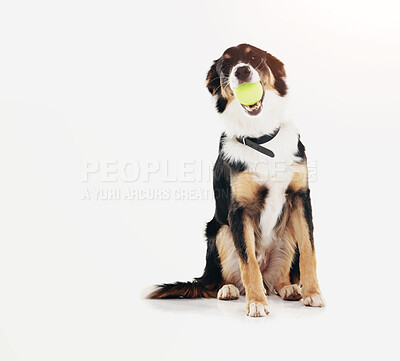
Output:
[143, 294, 322, 321]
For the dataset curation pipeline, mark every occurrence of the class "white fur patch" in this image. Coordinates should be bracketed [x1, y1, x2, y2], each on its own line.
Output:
[303, 293, 325, 307]
[247, 302, 270, 317]
[217, 284, 240, 300]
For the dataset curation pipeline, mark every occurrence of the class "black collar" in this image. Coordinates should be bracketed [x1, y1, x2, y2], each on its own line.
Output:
[236, 127, 280, 158]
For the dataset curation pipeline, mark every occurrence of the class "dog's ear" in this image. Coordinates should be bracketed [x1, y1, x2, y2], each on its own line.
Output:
[206, 59, 229, 113]
[264, 52, 287, 96]
[206, 61, 221, 95]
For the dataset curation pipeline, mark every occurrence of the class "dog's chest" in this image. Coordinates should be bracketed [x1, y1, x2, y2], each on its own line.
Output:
[249, 158, 294, 248]
[223, 122, 299, 248]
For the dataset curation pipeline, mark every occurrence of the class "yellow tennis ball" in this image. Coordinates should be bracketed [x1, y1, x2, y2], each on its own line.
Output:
[233, 81, 263, 106]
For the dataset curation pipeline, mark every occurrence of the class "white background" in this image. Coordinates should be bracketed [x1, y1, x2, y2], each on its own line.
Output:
[1, 1, 399, 360]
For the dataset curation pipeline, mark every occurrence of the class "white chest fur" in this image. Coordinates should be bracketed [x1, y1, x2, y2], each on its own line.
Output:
[222, 119, 300, 248]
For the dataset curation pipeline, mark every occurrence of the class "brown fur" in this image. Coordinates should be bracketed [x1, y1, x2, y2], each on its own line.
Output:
[260, 66, 277, 93]
[273, 226, 299, 298]
[148, 281, 217, 299]
[239, 216, 268, 307]
[230, 172, 268, 244]
[220, 84, 234, 107]
[216, 225, 243, 292]
[231, 172, 261, 205]
[289, 196, 321, 297]
[289, 161, 309, 192]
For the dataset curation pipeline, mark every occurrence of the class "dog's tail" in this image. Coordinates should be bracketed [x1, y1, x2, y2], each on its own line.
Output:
[147, 278, 218, 299]
[147, 217, 223, 299]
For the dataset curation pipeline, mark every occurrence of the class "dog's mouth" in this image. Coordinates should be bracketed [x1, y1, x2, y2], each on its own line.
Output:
[241, 91, 264, 116]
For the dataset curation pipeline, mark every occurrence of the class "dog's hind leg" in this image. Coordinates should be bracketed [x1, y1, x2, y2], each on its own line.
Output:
[273, 233, 302, 301]
[216, 225, 243, 300]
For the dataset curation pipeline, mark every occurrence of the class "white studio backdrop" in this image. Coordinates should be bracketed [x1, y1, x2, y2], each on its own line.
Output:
[0, 1, 399, 360]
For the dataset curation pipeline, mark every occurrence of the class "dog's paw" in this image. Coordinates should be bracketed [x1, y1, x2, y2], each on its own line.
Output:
[302, 293, 325, 307]
[217, 284, 240, 300]
[278, 284, 302, 301]
[247, 301, 270, 317]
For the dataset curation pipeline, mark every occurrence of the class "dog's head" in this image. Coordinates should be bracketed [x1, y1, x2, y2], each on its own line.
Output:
[206, 44, 287, 116]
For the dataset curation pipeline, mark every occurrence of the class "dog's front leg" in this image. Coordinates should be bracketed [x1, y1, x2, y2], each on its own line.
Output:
[229, 206, 269, 317]
[290, 189, 325, 307]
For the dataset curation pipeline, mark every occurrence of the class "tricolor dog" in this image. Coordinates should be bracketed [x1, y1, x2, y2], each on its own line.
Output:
[149, 44, 324, 317]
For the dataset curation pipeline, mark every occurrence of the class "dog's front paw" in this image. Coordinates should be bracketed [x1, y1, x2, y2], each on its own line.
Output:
[302, 293, 325, 307]
[217, 284, 240, 300]
[247, 301, 270, 317]
[278, 284, 302, 301]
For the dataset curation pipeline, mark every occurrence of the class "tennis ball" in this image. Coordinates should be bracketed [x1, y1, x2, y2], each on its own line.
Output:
[233, 81, 263, 106]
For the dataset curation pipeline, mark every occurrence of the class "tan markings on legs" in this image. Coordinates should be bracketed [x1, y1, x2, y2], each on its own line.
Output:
[230, 172, 266, 243]
[225, 173, 269, 315]
[289, 198, 323, 306]
[289, 162, 308, 192]
[230, 172, 267, 249]
[216, 225, 243, 292]
[239, 216, 269, 316]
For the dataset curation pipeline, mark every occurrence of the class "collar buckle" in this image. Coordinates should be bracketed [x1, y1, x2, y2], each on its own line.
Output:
[235, 127, 280, 158]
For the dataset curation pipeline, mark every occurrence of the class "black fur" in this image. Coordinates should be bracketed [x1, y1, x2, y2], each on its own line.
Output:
[265, 52, 287, 96]
[149, 281, 211, 299]
[295, 136, 306, 160]
[290, 245, 300, 284]
[216, 97, 228, 113]
[297, 189, 315, 250]
[199, 142, 248, 286]
[228, 201, 248, 263]
[210, 135, 249, 264]
[212, 154, 231, 225]
[199, 217, 224, 288]
[206, 62, 228, 113]
[206, 62, 220, 95]
[286, 185, 315, 252]
[213, 134, 247, 225]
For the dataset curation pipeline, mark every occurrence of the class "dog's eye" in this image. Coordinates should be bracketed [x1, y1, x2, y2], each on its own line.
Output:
[251, 56, 255, 60]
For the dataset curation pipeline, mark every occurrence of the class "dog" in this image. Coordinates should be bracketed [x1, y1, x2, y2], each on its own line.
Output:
[148, 43, 324, 317]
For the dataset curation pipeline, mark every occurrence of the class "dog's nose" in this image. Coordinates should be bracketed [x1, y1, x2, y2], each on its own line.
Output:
[235, 66, 251, 82]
